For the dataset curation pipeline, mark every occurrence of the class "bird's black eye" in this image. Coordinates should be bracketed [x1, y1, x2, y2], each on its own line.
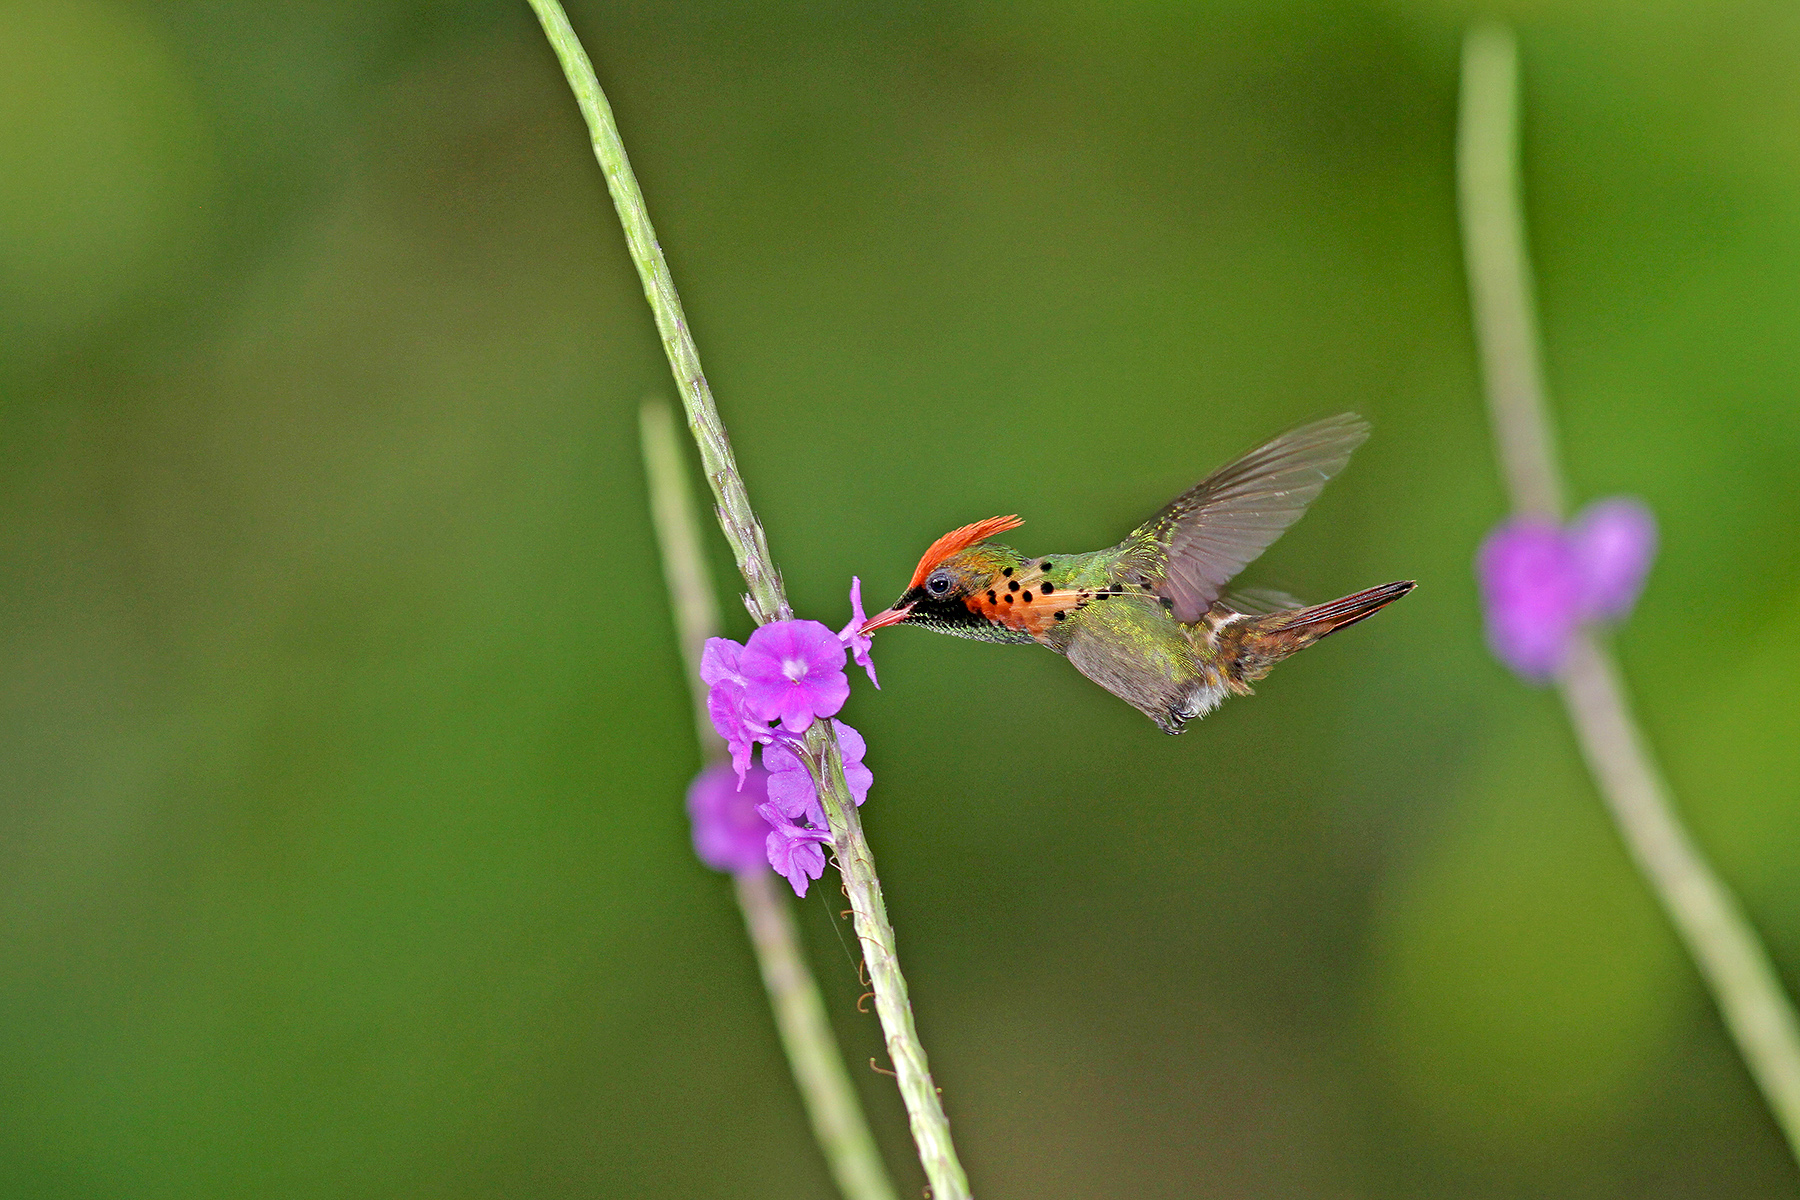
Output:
[926, 571, 953, 596]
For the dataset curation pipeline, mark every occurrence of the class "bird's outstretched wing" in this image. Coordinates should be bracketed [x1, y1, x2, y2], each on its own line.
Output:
[1220, 586, 1306, 616]
[1117, 414, 1369, 624]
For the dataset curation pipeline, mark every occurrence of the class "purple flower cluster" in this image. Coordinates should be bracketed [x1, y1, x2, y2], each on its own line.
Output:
[687, 761, 773, 875]
[1477, 497, 1657, 681]
[687, 581, 881, 896]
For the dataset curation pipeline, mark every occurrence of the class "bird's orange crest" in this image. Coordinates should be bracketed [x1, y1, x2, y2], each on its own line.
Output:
[908, 515, 1025, 589]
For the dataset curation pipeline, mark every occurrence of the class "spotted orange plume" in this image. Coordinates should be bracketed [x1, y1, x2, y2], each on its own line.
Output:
[908, 515, 1025, 589]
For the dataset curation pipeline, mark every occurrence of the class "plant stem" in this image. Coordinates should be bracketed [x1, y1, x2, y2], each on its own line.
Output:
[735, 868, 901, 1200]
[641, 400, 899, 1200]
[812, 734, 970, 1198]
[1559, 635, 1800, 1147]
[640, 401, 726, 742]
[532, 1, 786, 626]
[1458, 23, 1800, 1161]
[532, 4, 972, 1194]
[1456, 24, 1564, 520]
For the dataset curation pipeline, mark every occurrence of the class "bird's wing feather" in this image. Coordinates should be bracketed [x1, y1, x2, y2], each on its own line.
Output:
[1220, 586, 1306, 615]
[1118, 414, 1368, 623]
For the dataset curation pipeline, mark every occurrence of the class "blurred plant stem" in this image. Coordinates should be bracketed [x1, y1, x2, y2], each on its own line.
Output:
[1459, 24, 1800, 1161]
[531, 3, 972, 1195]
[641, 402, 898, 1200]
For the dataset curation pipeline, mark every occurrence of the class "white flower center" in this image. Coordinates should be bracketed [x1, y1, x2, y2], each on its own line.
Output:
[782, 657, 807, 682]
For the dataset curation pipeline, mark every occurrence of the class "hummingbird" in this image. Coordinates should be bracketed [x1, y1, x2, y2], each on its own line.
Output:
[859, 414, 1415, 734]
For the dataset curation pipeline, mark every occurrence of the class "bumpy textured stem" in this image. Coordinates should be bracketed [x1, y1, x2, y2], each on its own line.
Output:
[640, 401, 900, 1200]
[1459, 24, 1800, 1161]
[812, 733, 971, 1199]
[734, 869, 902, 1200]
[532, 5, 972, 1194]
[532, 1, 786, 625]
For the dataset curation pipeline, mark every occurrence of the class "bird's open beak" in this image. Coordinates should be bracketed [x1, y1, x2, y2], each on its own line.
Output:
[859, 604, 913, 634]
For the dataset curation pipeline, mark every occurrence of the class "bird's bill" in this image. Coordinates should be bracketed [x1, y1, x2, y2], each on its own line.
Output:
[859, 604, 914, 634]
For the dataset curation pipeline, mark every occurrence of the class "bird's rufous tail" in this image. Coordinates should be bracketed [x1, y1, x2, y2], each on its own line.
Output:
[1275, 580, 1416, 640]
[1221, 580, 1416, 689]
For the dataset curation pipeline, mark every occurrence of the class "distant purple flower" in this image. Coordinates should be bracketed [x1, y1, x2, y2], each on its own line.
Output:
[740, 620, 849, 732]
[1569, 497, 1657, 620]
[759, 805, 832, 896]
[839, 577, 880, 689]
[763, 720, 873, 828]
[1478, 518, 1583, 680]
[687, 761, 774, 875]
[1477, 497, 1657, 682]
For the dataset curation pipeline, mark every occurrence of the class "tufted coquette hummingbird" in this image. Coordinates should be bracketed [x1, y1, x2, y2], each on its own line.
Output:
[860, 414, 1415, 733]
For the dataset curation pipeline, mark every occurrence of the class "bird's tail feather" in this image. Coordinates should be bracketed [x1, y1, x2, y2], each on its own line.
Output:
[1275, 580, 1416, 639]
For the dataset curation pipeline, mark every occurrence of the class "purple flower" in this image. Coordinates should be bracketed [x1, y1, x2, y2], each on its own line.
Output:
[704, 686, 760, 783]
[739, 620, 849, 732]
[693, 609, 879, 896]
[839, 577, 880, 689]
[700, 637, 747, 690]
[687, 761, 774, 875]
[759, 805, 832, 896]
[763, 720, 873, 828]
[1569, 497, 1657, 621]
[1477, 497, 1657, 682]
[1478, 518, 1584, 680]
[761, 742, 826, 827]
[701, 637, 759, 780]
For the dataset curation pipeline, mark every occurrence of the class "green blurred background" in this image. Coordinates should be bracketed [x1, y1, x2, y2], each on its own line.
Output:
[4, 1, 1799, 1195]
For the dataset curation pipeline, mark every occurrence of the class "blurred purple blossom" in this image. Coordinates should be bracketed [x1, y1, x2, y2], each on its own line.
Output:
[1478, 518, 1583, 680]
[740, 620, 850, 732]
[687, 761, 774, 875]
[1570, 497, 1657, 620]
[1477, 497, 1657, 682]
[839, 577, 880, 688]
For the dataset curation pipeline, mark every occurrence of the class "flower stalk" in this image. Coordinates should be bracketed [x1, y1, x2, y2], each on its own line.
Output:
[531, 1, 785, 627]
[1458, 23, 1800, 1160]
[734, 868, 898, 1200]
[533, 3, 971, 1194]
[643, 401, 897, 1200]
